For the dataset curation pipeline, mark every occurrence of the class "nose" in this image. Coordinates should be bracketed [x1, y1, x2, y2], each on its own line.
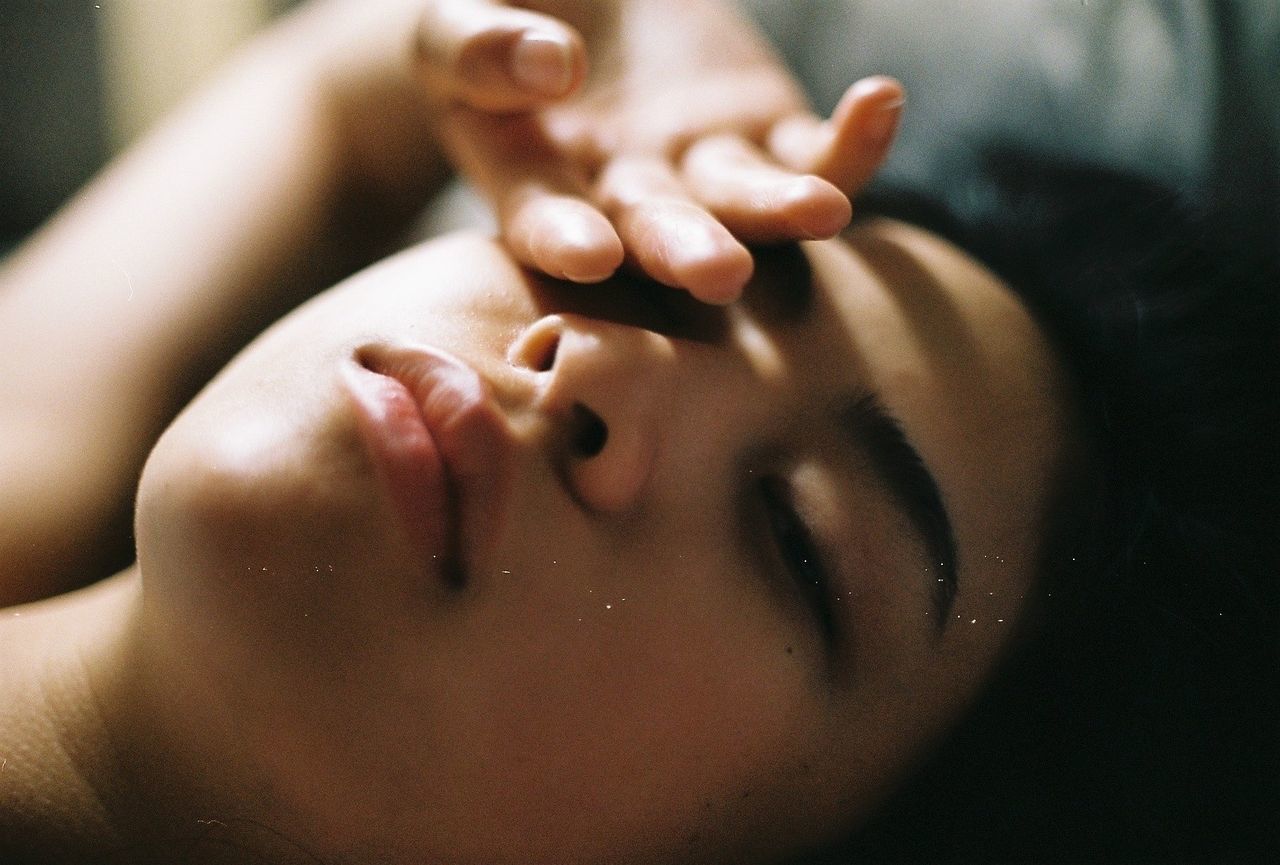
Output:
[508, 314, 678, 513]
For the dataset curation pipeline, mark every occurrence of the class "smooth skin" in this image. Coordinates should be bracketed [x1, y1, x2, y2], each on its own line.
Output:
[1, 220, 1077, 864]
[0, 0, 901, 607]
[0, 2, 938, 862]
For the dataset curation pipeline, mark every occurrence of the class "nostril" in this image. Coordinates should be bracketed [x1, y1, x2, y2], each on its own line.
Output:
[570, 403, 608, 457]
[530, 331, 560, 373]
[509, 320, 562, 372]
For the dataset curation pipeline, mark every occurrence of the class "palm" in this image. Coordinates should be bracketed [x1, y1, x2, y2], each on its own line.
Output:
[536, 0, 807, 165]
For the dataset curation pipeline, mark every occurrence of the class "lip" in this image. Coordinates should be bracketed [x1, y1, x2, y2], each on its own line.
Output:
[340, 342, 514, 586]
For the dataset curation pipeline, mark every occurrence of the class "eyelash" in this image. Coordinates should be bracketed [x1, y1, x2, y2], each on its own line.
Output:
[757, 475, 838, 645]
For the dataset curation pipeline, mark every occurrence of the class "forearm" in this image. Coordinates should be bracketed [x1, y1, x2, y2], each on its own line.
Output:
[0, 13, 447, 601]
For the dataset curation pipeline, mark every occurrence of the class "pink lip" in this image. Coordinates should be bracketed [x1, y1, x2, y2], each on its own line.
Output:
[340, 343, 513, 585]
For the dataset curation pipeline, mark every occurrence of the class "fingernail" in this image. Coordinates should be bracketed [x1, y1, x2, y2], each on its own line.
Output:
[669, 226, 752, 302]
[511, 32, 573, 97]
[864, 96, 904, 148]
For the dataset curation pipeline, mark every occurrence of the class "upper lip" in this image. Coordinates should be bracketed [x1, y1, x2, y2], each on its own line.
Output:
[353, 342, 515, 584]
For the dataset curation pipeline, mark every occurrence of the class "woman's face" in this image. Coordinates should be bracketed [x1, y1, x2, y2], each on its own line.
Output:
[136, 219, 1076, 864]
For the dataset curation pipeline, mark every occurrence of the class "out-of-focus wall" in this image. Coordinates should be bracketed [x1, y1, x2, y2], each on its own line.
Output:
[1, 1, 107, 246]
[98, 0, 272, 147]
[1, 0, 301, 253]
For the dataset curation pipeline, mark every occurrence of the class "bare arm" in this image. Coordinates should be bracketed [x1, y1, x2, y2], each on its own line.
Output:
[0, 9, 445, 603]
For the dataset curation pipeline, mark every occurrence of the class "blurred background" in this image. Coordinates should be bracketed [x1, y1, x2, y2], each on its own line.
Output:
[1, 0, 300, 255]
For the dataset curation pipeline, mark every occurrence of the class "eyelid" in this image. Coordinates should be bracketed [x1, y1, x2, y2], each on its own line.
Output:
[755, 472, 841, 650]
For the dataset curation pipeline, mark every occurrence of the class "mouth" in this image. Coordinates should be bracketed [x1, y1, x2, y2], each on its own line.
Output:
[340, 343, 514, 587]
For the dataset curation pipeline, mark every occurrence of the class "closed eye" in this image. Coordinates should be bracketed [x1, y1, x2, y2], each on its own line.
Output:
[758, 475, 838, 647]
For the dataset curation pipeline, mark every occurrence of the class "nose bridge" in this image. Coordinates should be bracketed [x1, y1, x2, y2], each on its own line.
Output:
[513, 314, 681, 514]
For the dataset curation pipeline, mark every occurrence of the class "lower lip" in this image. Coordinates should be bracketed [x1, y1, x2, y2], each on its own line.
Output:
[340, 360, 458, 581]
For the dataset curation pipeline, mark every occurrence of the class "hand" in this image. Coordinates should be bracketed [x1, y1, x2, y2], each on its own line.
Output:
[417, 0, 904, 303]
[299, 0, 903, 303]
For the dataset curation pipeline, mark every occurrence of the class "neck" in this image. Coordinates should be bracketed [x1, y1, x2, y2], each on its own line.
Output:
[0, 570, 140, 861]
[0, 569, 252, 864]
[0, 571, 338, 865]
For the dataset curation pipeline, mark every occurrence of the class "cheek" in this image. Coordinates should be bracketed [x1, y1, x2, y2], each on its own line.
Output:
[397, 545, 823, 860]
[134, 370, 433, 670]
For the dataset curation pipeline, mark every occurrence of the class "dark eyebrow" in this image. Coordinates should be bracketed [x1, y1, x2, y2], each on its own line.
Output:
[842, 395, 959, 633]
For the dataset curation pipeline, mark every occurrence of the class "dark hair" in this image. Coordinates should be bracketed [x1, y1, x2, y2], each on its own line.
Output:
[807, 152, 1279, 864]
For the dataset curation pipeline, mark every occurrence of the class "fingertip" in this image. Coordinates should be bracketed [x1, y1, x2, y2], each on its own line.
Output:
[779, 176, 852, 239]
[531, 211, 624, 283]
[416, 4, 587, 111]
[837, 76, 906, 117]
[690, 262, 753, 304]
[791, 76, 907, 196]
[510, 27, 586, 99]
[836, 75, 906, 149]
[669, 232, 754, 304]
[559, 240, 625, 283]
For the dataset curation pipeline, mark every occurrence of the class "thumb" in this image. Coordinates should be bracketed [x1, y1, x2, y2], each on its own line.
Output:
[414, 0, 587, 111]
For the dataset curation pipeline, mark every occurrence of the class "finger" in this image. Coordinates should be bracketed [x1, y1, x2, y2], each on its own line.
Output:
[443, 107, 623, 282]
[414, 0, 588, 110]
[768, 75, 905, 196]
[681, 134, 851, 243]
[540, 61, 810, 175]
[595, 157, 754, 304]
